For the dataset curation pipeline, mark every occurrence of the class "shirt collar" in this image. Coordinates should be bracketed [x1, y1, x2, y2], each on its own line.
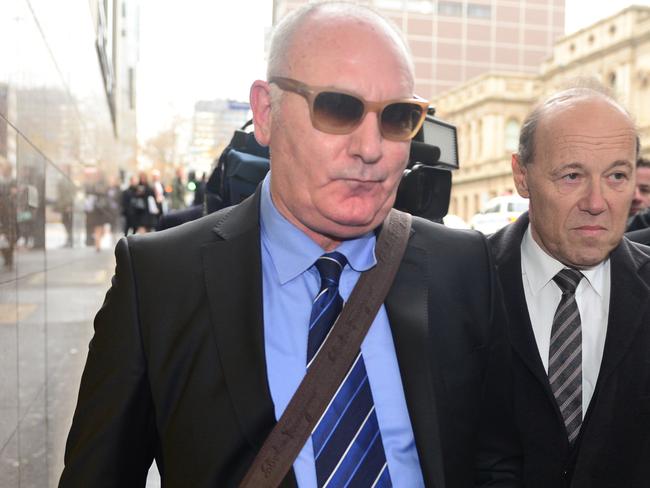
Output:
[259, 174, 377, 285]
[521, 224, 608, 298]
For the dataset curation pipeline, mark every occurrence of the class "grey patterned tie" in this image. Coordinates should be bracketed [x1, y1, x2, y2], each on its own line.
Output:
[549, 268, 584, 444]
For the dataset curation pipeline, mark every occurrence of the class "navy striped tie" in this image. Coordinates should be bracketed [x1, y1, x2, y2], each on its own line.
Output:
[308, 252, 392, 487]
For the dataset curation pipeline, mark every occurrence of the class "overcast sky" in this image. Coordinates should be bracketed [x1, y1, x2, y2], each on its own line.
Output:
[136, 1, 273, 141]
[136, 0, 650, 142]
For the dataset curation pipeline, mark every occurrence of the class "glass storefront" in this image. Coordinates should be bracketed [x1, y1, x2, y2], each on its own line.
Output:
[0, 1, 137, 485]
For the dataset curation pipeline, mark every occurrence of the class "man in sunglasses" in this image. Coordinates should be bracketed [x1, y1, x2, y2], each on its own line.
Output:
[60, 2, 520, 487]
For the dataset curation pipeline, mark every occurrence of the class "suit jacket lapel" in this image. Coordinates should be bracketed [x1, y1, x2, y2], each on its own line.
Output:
[202, 192, 299, 487]
[201, 191, 277, 449]
[386, 238, 445, 488]
[491, 215, 565, 424]
[594, 239, 650, 388]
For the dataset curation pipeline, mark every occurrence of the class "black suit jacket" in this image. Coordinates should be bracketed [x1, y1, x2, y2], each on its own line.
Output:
[626, 226, 650, 246]
[489, 213, 650, 488]
[60, 190, 520, 487]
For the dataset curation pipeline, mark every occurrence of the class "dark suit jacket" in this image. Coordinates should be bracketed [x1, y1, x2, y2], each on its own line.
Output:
[626, 226, 650, 246]
[489, 213, 650, 488]
[60, 190, 520, 487]
[156, 204, 204, 231]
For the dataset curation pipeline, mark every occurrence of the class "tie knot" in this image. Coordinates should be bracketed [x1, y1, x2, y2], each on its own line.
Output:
[553, 268, 583, 294]
[315, 251, 347, 289]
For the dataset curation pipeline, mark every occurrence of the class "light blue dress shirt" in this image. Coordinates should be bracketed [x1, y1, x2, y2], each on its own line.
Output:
[259, 174, 425, 487]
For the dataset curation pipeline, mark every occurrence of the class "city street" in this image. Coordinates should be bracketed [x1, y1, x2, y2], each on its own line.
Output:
[0, 237, 160, 487]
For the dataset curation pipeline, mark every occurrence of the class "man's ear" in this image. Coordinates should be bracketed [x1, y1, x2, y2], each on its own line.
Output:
[250, 80, 272, 146]
[512, 153, 530, 198]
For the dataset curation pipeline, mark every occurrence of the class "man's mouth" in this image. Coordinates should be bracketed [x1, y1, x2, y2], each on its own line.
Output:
[340, 178, 382, 190]
[574, 225, 607, 237]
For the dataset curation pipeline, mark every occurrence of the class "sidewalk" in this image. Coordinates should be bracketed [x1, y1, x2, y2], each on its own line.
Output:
[45, 246, 118, 486]
[0, 238, 160, 486]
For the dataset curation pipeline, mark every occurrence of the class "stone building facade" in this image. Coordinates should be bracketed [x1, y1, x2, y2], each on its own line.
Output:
[439, 5, 650, 222]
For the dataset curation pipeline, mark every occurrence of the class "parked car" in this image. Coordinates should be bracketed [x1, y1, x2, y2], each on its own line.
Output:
[442, 213, 470, 229]
[470, 195, 528, 235]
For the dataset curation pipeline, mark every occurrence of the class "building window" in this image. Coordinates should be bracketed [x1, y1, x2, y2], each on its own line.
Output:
[128, 67, 135, 110]
[438, 1, 462, 16]
[505, 119, 520, 152]
[374, 0, 405, 11]
[468, 3, 491, 19]
[610, 24, 617, 35]
[608, 71, 617, 89]
[407, 0, 434, 13]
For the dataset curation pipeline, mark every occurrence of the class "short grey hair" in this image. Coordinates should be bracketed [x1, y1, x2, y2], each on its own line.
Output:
[266, 1, 413, 79]
[517, 78, 639, 166]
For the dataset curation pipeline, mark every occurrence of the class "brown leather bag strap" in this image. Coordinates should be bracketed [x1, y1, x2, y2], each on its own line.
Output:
[239, 208, 412, 488]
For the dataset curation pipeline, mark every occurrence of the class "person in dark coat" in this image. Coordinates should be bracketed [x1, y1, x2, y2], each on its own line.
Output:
[121, 175, 139, 235]
[130, 172, 156, 233]
[489, 84, 650, 487]
[0, 162, 17, 269]
[60, 3, 521, 486]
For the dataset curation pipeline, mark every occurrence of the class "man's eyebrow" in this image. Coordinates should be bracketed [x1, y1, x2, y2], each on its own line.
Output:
[549, 162, 584, 176]
[608, 159, 634, 171]
[550, 160, 634, 176]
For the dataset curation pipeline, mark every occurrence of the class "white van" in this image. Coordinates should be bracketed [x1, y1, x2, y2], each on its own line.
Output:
[470, 195, 528, 235]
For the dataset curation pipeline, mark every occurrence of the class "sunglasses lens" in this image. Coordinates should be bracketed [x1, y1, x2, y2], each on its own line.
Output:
[381, 103, 425, 140]
[313, 92, 364, 132]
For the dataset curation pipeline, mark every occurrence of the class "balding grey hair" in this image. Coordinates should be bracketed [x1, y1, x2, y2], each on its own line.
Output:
[517, 78, 639, 166]
[266, 1, 413, 79]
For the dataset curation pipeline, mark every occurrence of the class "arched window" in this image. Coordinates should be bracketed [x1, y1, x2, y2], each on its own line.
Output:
[608, 71, 617, 89]
[505, 119, 520, 152]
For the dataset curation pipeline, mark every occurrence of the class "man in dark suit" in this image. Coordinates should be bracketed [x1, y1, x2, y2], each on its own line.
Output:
[489, 85, 650, 487]
[60, 3, 519, 487]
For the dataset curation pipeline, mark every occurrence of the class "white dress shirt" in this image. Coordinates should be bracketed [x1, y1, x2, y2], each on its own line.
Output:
[520, 225, 610, 414]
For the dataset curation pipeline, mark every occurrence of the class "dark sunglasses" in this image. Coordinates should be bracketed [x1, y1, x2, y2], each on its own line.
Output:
[268, 76, 430, 142]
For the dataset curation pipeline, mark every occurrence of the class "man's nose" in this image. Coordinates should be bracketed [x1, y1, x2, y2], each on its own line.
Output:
[579, 179, 607, 214]
[348, 112, 383, 164]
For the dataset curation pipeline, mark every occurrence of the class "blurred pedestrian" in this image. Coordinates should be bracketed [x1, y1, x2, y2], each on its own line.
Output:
[121, 175, 138, 235]
[626, 158, 650, 231]
[16, 170, 40, 249]
[131, 172, 155, 233]
[151, 169, 166, 227]
[629, 157, 650, 217]
[55, 178, 75, 247]
[170, 167, 186, 210]
[0, 160, 17, 269]
[85, 172, 112, 251]
[107, 175, 122, 236]
[192, 172, 207, 207]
